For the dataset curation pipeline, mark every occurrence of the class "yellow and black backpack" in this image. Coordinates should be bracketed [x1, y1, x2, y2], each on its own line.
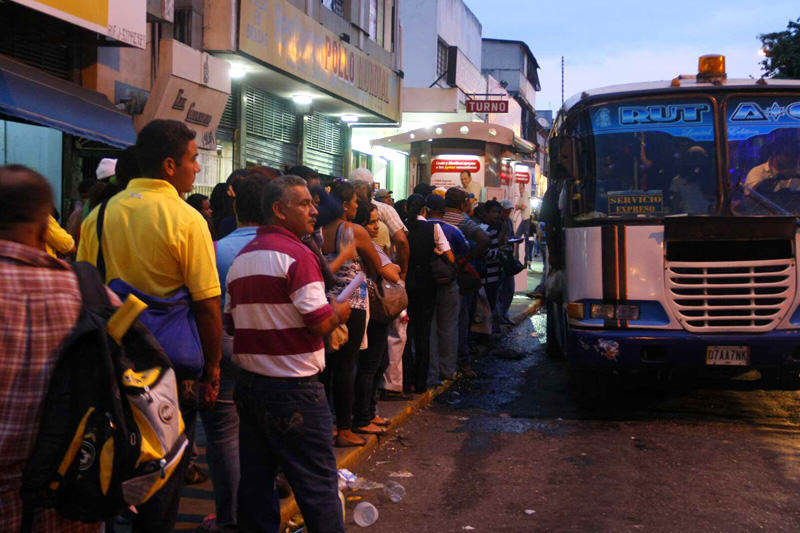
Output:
[20, 262, 188, 529]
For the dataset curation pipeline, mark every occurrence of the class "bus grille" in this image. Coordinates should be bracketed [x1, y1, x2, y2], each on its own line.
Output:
[666, 259, 796, 333]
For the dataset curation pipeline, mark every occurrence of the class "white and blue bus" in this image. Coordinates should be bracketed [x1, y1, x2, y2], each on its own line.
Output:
[545, 56, 800, 383]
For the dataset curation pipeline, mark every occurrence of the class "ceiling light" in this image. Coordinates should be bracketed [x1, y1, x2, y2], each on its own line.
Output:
[460, 126, 469, 134]
[229, 63, 246, 79]
[435, 127, 443, 135]
[292, 94, 313, 105]
[341, 114, 359, 123]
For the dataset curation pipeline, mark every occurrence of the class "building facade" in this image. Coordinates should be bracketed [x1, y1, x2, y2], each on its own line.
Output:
[355, 0, 539, 203]
[0, 0, 232, 216]
[204, 0, 403, 188]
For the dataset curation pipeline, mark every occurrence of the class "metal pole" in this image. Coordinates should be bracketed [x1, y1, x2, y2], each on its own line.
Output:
[561, 56, 565, 107]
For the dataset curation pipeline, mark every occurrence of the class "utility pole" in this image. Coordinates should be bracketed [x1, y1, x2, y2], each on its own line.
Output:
[561, 56, 565, 107]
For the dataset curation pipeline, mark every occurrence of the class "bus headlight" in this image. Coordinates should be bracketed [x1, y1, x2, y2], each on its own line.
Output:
[616, 304, 640, 321]
[590, 304, 616, 320]
[589, 303, 640, 321]
[566, 302, 585, 319]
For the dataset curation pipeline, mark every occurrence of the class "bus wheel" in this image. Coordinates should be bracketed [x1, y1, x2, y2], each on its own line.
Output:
[546, 300, 566, 359]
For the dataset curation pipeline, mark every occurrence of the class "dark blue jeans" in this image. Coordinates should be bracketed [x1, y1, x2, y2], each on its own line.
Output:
[235, 371, 344, 533]
[200, 354, 240, 527]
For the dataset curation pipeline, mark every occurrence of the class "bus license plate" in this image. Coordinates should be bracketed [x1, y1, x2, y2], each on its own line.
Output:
[706, 346, 750, 366]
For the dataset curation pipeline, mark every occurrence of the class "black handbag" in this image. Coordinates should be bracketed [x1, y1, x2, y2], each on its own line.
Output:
[430, 254, 458, 285]
[368, 278, 408, 323]
[498, 250, 525, 277]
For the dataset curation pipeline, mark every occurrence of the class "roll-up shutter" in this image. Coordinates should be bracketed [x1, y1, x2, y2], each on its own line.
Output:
[244, 87, 298, 168]
[216, 94, 236, 141]
[0, 4, 72, 80]
[304, 113, 344, 177]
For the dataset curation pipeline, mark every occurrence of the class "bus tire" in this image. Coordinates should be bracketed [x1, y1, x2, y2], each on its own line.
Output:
[546, 300, 566, 359]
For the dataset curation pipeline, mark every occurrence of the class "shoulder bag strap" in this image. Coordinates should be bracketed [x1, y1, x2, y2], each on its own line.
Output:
[95, 199, 110, 281]
[72, 261, 111, 309]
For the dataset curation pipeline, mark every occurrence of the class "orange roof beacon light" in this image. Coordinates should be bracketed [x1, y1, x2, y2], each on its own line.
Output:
[697, 54, 727, 83]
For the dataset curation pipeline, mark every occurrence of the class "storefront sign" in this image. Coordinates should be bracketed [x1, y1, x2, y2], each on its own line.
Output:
[430, 155, 485, 189]
[240, 0, 401, 122]
[136, 40, 231, 150]
[466, 100, 509, 113]
[607, 191, 664, 216]
[514, 169, 531, 184]
[13, 0, 146, 49]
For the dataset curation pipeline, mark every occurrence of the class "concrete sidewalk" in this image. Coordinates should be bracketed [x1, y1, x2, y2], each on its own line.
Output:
[174, 383, 452, 532]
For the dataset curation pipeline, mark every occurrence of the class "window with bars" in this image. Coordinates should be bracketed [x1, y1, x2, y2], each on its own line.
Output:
[244, 87, 297, 143]
[436, 39, 448, 81]
[305, 114, 343, 155]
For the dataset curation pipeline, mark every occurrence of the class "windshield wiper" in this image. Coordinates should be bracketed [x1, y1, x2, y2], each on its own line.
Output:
[740, 184, 791, 216]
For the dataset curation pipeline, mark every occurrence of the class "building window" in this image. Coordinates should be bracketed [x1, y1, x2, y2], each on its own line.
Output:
[436, 39, 448, 80]
[322, 0, 344, 16]
[173, 8, 192, 46]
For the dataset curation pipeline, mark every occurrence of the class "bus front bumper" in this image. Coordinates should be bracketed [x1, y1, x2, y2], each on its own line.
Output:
[566, 328, 800, 369]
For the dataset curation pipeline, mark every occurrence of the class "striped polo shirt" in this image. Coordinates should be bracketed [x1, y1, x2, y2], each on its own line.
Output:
[224, 225, 334, 378]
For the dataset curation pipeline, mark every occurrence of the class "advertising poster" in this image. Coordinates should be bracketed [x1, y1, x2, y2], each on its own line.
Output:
[430, 155, 485, 189]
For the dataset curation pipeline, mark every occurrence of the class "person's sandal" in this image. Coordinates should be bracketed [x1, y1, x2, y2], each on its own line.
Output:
[371, 416, 390, 427]
[353, 423, 387, 435]
[335, 430, 366, 447]
[184, 463, 209, 485]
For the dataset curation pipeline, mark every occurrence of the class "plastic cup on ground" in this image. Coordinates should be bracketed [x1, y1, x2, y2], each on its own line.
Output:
[353, 502, 379, 527]
[383, 480, 406, 503]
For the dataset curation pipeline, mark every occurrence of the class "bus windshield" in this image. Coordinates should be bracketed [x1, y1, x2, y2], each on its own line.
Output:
[728, 95, 800, 216]
[572, 98, 718, 220]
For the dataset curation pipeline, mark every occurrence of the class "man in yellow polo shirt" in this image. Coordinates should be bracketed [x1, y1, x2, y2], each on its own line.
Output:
[78, 119, 221, 533]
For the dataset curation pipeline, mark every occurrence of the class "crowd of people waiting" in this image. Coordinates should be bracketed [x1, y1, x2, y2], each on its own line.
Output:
[0, 119, 530, 533]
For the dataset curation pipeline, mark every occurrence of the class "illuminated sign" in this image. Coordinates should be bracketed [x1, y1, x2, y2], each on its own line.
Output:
[727, 98, 800, 141]
[618, 104, 710, 125]
[514, 170, 531, 184]
[730, 101, 800, 122]
[431, 159, 481, 174]
[607, 191, 664, 216]
[466, 100, 509, 113]
[240, 0, 400, 122]
[591, 100, 714, 141]
[430, 155, 484, 188]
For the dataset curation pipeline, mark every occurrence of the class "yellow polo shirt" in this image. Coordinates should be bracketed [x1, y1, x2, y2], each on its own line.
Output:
[46, 215, 75, 257]
[77, 178, 220, 301]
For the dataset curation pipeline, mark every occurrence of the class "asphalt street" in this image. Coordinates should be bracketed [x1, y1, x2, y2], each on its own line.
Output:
[345, 312, 800, 532]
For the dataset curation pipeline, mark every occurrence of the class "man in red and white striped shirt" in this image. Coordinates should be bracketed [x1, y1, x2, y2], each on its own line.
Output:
[224, 175, 350, 533]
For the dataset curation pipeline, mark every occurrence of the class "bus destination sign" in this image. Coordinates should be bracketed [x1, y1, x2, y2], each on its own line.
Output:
[607, 191, 664, 216]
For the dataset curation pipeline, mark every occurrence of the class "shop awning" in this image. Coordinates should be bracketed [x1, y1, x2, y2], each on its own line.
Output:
[0, 55, 136, 148]
[370, 122, 534, 154]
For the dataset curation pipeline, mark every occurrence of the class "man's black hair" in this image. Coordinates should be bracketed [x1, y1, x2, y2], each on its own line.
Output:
[445, 187, 467, 209]
[135, 120, 196, 179]
[485, 199, 502, 212]
[460, 170, 471, 177]
[0, 165, 53, 228]
[413, 183, 435, 196]
[236, 173, 271, 224]
[186, 193, 208, 213]
[226, 168, 249, 198]
[261, 175, 307, 222]
[115, 145, 140, 186]
[77, 178, 96, 195]
[288, 165, 320, 183]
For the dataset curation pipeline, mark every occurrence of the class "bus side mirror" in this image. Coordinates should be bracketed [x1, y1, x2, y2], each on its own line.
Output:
[549, 136, 579, 181]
